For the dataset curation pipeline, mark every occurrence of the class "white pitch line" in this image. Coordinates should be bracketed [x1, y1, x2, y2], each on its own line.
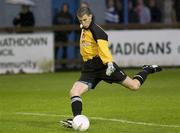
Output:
[15, 112, 180, 128]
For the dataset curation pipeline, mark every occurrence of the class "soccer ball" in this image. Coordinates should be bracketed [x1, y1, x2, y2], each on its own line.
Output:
[72, 115, 90, 131]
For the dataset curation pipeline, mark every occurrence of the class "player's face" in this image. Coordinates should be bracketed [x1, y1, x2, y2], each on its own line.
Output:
[78, 14, 92, 29]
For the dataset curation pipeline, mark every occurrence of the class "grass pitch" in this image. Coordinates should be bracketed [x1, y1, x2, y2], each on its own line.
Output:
[0, 68, 180, 133]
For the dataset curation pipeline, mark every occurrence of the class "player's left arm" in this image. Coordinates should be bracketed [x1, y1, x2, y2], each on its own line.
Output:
[97, 39, 112, 64]
[91, 24, 115, 76]
[97, 39, 115, 76]
[91, 24, 113, 64]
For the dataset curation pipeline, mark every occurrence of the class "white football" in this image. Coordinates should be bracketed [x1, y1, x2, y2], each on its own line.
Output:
[72, 115, 90, 131]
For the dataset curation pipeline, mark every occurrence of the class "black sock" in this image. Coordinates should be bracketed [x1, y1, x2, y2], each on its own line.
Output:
[133, 70, 149, 85]
[71, 96, 82, 117]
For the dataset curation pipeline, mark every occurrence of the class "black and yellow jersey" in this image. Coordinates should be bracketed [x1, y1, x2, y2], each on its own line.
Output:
[80, 22, 113, 64]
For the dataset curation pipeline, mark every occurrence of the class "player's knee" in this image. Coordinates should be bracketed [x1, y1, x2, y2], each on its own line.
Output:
[70, 88, 79, 97]
[69, 82, 78, 96]
[130, 84, 140, 91]
[69, 82, 88, 97]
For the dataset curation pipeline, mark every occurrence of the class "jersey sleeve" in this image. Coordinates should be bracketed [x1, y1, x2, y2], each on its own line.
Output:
[90, 24, 113, 64]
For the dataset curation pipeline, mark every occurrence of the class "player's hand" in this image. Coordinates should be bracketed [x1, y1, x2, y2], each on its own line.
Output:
[106, 62, 115, 76]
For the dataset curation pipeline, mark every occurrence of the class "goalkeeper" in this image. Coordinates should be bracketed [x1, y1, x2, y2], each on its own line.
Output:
[61, 7, 162, 128]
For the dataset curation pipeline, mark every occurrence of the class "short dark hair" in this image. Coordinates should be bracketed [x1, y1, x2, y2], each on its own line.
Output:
[76, 7, 92, 17]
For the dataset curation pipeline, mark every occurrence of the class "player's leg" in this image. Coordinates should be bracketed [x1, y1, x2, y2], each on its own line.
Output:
[60, 81, 88, 128]
[70, 81, 88, 116]
[121, 76, 141, 91]
[121, 65, 162, 91]
[103, 63, 162, 91]
[61, 70, 100, 127]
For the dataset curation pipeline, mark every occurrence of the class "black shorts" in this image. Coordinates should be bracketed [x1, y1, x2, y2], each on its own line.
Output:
[78, 57, 127, 89]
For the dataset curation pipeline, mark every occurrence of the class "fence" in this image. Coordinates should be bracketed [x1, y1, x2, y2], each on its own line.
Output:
[0, 23, 180, 73]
